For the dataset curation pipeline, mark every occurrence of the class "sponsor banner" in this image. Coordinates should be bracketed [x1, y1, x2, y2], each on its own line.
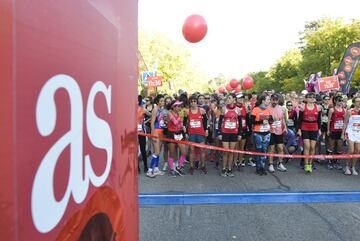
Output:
[146, 76, 163, 87]
[0, 1, 138, 241]
[336, 42, 360, 94]
[141, 71, 155, 85]
[318, 75, 340, 92]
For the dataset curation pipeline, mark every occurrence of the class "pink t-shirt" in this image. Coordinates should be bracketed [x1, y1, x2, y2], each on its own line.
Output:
[268, 105, 285, 135]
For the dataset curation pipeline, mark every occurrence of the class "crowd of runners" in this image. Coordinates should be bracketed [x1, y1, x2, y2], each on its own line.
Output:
[137, 89, 360, 178]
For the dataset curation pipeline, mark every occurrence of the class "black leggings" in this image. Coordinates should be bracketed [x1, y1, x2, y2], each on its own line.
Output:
[138, 135, 148, 171]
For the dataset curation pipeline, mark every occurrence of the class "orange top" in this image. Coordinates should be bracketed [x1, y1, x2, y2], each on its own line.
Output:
[251, 107, 271, 133]
[137, 106, 144, 131]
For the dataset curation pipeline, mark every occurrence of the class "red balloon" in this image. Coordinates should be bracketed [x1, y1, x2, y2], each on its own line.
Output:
[218, 86, 226, 93]
[235, 85, 242, 93]
[226, 83, 232, 92]
[182, 14, 208, 43]
[242, 75, 254, 90]
[229, 79, 239, 89]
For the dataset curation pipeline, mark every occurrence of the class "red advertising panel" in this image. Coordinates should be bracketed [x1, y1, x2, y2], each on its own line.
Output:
[0, 1, 138, 241]
[147, 76, 163, 87]
[318, 75, 340, 92]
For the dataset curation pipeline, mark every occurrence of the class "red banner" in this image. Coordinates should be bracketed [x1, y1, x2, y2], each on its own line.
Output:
[146, 76, 163, 87]
[318, 75, 340, 92]
[0, 1, 138, 241]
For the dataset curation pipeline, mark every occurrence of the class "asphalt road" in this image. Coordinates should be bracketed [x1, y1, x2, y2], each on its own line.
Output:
[139, 157, 360, 241]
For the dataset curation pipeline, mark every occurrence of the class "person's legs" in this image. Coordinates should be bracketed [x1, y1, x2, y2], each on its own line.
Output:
[222, 141, 230, 176]
[228, 141, 237, 171]
[309, 140, 317, 171]
[138, 135, 148, 172]
[352, 143, 360, 175]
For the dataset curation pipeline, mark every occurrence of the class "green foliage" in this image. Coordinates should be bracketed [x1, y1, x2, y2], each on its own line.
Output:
[250, 71, 279, 93]
[138, 29, 209, 95]
[300, 18, 360, 77]
[254, 18, 360, 93]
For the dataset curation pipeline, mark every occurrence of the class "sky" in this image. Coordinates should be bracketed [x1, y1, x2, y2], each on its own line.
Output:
[139, 0, 359, 79]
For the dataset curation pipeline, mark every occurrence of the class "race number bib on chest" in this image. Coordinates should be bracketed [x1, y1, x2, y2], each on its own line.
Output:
[160, 119, 165, 128]
[174, 133, 183, 140]
[137, 124, 142, 131]
[287, 119, 294, 127]
[242, 119, 246, 127]
[271, 120, 281, 129]
[334, 120, 344, 130]
[260, 123, 270, 132]
[322, 116, 328, 123]
[190, 120, 201, 128]
[224, 120, 236, 129]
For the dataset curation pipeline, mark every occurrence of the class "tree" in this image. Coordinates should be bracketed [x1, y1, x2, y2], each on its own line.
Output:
[268, 49, 303, 92]
[138, 29, 209, 95]
[250, 71, 279, 93]
[300, 18, 360, 80]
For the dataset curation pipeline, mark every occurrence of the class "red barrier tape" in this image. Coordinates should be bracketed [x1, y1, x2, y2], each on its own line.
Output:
[138, 132, 360, 160]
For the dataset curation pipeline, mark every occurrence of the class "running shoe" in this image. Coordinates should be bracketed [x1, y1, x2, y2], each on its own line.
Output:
[200, 167, 207, 175]
[333, 160, 343, 170]
[146, 170, 155, 178]
[179, 166, 186, 176]
[344, 166, 351, 175]
[234, 160, 240, 168]
[268, 164, 275, 173]
[327, 161, 333, 170]
[162, 162, 168, 172]
[248, 159, 256, 167]
[169, 170, 177, 177]
[221, 169, 227, 177]
[352, 167, 358, 176]
[308, 164, 313, 173]
[227, 169, 235, 177]
[175, 166, 185, 176]
[153, 169, 165, 176]
[277, 163, 287, 172]
[188, 167, 194, 175]
[195, 161, 199, 169]
[304, 164, 310, 173]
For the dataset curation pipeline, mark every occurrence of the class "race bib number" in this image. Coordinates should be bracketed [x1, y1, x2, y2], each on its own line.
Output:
[271, 120, 281, 129]
[174, 133, 183, 140]
[322, 116, 328, 123]
[224, 120, 236, 129]
[242, 119, 246, 127]
[334, 120, 344, 130]
[353, 123, 360, 132]
[137, 124, 142, 131]
[287, 119, 294, 127]
[160, 119, 165, 128]
[260, 124, 270, 132]
[190, 120, 201, 128]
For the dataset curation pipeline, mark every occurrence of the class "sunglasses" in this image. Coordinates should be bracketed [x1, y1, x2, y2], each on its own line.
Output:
[190, 100, 197, 102]
[324, 98, 330, 101]
[307, 96, 315, 98]
[287, 104, 293, 107]
[205, 97, 210, 99]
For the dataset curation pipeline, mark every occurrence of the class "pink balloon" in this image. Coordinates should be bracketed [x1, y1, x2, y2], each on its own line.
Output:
[235, 85, 242, 93]
[182, 15, 208, 43]
[229, 79, 239, 89]
[242, 75, 254, 90]
[218, 86, 226, 93]
[225, 83, 232, 92]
